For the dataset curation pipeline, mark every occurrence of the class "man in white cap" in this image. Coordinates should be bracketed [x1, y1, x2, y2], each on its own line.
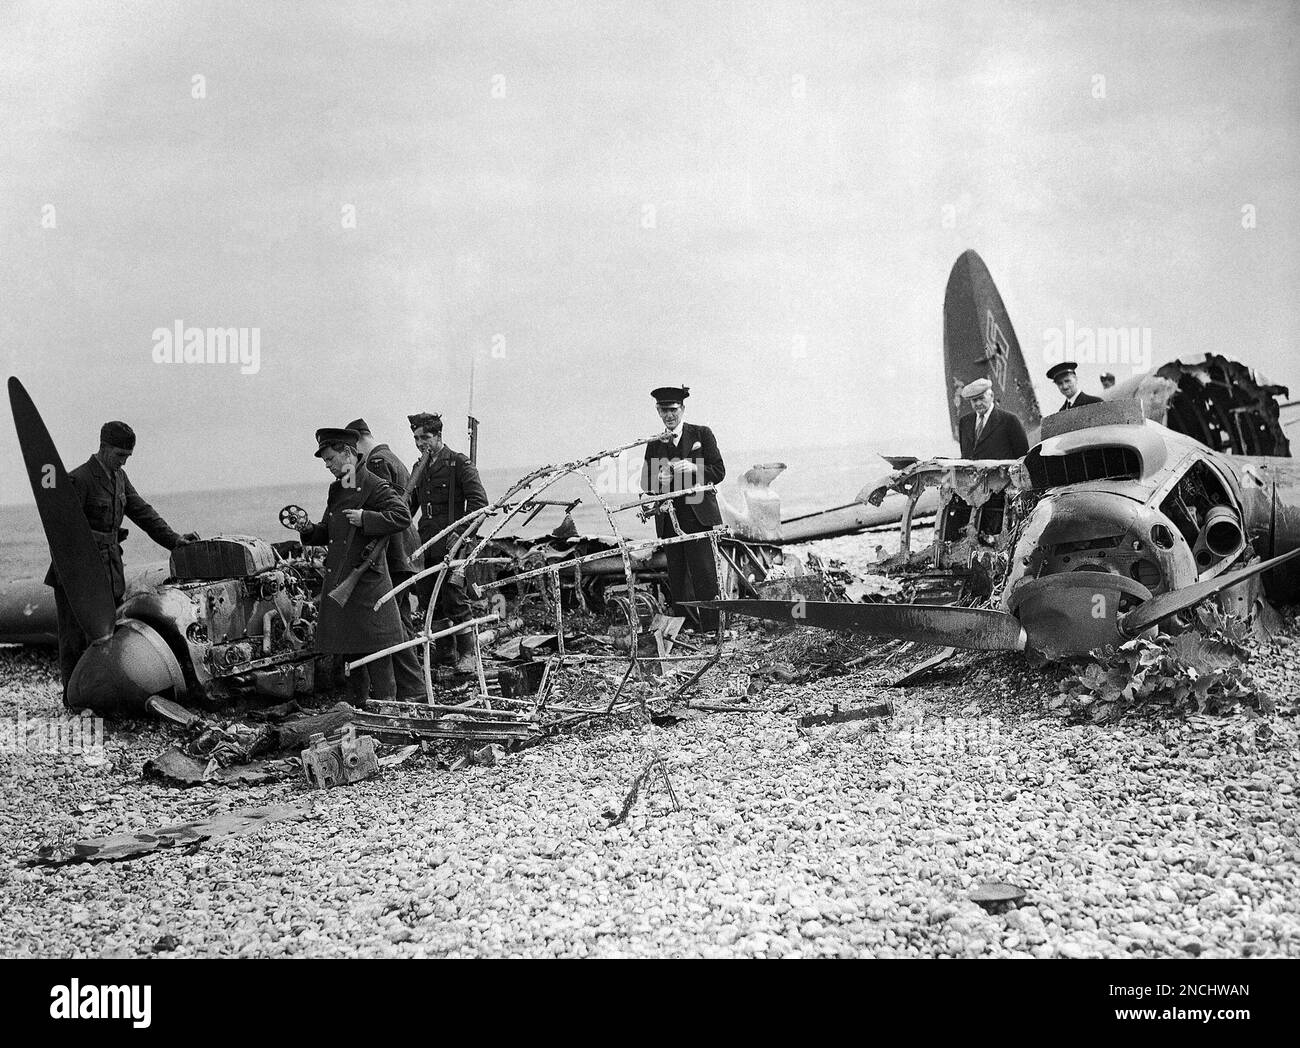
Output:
[949, 378, 1029, 539]
[957, 378, 1028, 460]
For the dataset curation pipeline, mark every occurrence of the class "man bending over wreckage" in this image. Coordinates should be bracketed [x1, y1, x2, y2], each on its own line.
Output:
[297, 426, 413, 708]
[45, 420, 199, 701]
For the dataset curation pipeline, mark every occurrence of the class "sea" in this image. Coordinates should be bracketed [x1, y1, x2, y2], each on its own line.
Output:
[1, 441, 907, 579]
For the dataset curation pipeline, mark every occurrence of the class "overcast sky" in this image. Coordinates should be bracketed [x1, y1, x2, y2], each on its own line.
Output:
[2, 0, 1298, 502]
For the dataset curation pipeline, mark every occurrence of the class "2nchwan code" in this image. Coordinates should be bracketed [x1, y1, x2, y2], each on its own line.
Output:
[1110, 985, 1249, 999]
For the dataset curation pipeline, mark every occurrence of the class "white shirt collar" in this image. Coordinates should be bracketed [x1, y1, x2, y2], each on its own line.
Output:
[667, 423, 684, 442]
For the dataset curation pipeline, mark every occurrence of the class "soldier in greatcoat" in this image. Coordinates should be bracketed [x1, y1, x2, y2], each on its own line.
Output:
[345, 417, 425, 700]
[297, 427, 412, 707]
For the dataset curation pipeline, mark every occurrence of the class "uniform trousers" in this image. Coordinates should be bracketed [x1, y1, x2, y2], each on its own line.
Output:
[664, 534, 721, 633]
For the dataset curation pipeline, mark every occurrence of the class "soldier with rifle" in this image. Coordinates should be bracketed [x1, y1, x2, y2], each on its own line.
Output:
[296, 427, 413, 707]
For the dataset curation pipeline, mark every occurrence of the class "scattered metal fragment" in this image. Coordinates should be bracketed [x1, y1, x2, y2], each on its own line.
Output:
[891, 646, 958, 687]
[470, 743, 506, 766]
[144, 696, 202, 728]
[301, 726, 380, 789]
[649, 706, 704, 726]
[766, 662, 802, 684]
[27, 804, 305, 866]
[142, 747, 211, 785]
[378, 744, 421, 769]
[353, 705, 539, 745]
[969, 882, 1027, 912]
[798, 701, 892, 728]
[605, 753, 680, 826]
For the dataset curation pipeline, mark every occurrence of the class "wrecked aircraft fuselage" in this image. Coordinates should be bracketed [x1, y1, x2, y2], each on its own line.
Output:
[834, 400, 1300, 658]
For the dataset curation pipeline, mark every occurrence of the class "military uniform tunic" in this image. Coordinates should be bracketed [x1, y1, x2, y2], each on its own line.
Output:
[360, 443, 421, 579]
[409, 446, 489, 563]
[640, 422, 726, 631]
[301, 468, 412, 654]
[43, 455, 184, 695]
[43, 455, 182, 603]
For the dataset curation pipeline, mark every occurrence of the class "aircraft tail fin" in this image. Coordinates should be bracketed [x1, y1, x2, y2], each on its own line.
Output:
[943, 250, 1042, 443]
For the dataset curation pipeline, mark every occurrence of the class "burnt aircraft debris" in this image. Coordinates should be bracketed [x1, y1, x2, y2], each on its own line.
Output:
[28, 804, 306, 867]
[798, 701, 894, 728]
[696, 252, 1300, 665]
[697, 403, 1300, 659]
[301, 726, 380, 789]
[6, 247, 1299, 780]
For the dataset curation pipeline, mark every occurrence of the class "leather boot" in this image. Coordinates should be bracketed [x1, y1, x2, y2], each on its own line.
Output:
[429, 618, 454, 665]
[453, 629, 479, 675]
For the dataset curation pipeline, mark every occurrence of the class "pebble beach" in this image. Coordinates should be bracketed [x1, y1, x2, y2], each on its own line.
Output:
[2, 531, 1298, 959]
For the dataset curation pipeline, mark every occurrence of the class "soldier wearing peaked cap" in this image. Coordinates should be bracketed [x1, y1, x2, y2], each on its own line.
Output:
[641, 385, 726, 633]
[44, 421, 199, 700]
[296, 427, 413, 707]
[406, 412, 489, 674]
[1047, 362, 1103, 412]
[345, 418, 425, 700]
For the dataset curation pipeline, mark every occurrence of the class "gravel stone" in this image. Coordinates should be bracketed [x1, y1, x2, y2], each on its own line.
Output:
[3, 582, 1300, 957]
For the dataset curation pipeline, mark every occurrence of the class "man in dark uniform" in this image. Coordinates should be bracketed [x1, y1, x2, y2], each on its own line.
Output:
[346, 418, 425, 700]
[1048, 361, 1103, 412]
[296, 428, 412, 708]
[640, 385, 726, 633]
[44, 421, 199, 700]
[406, 412, 489, 673]
[949, 378, 1029, 538]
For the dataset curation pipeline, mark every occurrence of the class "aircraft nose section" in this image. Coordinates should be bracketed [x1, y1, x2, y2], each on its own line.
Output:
[1007, 572, 1153, 657]
[66, 619, 186, 717]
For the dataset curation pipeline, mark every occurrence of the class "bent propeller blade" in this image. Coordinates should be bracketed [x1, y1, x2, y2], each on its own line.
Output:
[685, 599, 1028, 652]
[1119, 547, 1300, 637]
[7, 376, 116, 640]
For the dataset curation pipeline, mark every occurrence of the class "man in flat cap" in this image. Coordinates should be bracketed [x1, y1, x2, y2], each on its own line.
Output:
[1047, 362, 1103, 412]
[406, 412, 489, 673]
[296, 427, 413, 707]
[950, 379, 1029, 537]
[957, 378, 1029, 460]
[43, 420, 199, 699]
[641, 385, 726, 633]
[346, 418, 424, 699]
